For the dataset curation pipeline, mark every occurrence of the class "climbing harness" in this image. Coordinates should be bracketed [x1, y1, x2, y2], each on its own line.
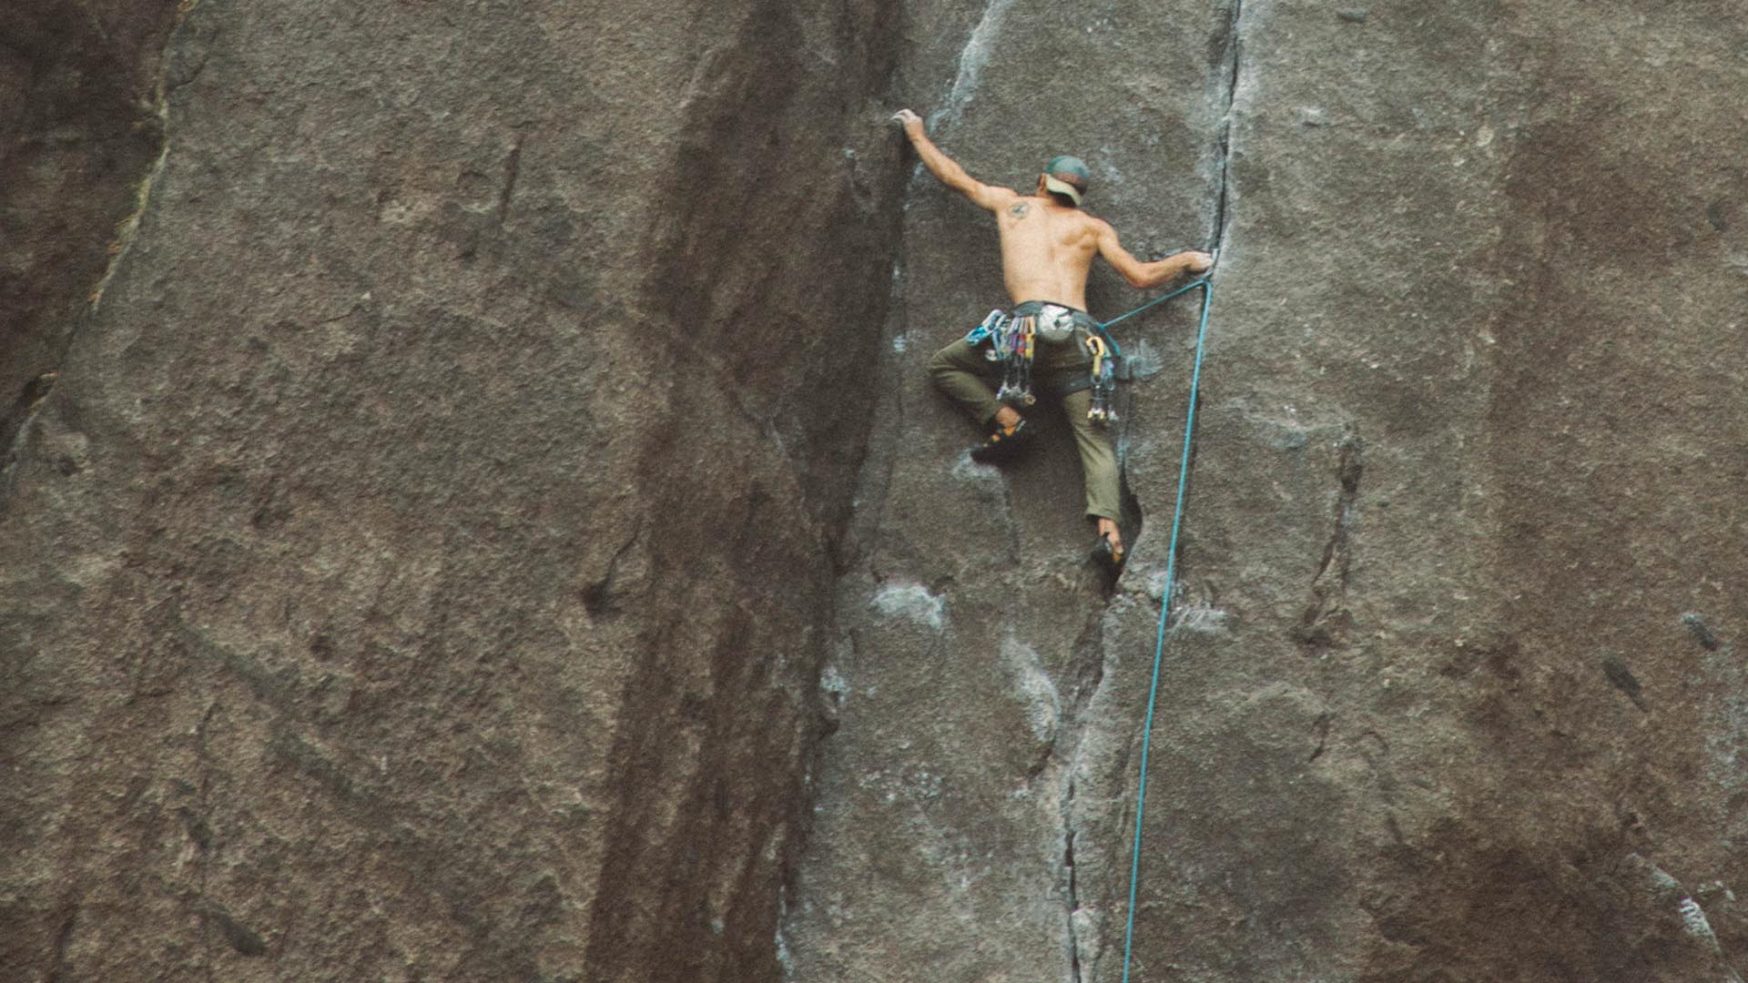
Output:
[969, 276, 1213, 432]
[964, 302, 1122, 418]
[1116, 272, 1217, 983]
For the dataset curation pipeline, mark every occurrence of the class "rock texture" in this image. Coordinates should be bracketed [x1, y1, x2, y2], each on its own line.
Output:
[5, 0, 1748, 981]
[0, 0, 180, 473]
[2, 1, 902, 979]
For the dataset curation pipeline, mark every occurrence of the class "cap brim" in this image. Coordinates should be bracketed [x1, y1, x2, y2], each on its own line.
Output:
[1043, 174, 1083, 205]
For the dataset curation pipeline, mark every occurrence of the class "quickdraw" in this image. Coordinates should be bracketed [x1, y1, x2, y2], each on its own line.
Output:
[964, 308, 1003, 348]
[1085, 332, 1117, 425]
[967, 308, 1112, 415]
[968, 309, 1036, 407]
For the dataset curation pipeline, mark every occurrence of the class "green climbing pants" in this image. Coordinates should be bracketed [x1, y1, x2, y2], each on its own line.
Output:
[928, 333, 1121, 523]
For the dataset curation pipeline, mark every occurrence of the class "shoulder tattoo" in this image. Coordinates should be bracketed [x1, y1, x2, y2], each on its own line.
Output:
[1008, 201, 1030, 218]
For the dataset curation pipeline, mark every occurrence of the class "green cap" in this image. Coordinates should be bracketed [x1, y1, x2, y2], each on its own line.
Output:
[1043, 155, 1090, 204]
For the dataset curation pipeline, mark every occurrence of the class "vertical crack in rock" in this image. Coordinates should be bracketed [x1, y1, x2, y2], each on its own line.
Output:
[85, 0, 210, 321]
[192, 701, 220, 981]
[1121, 0, 1249, 603]
[853, 262, 913, 568]
[48, 905, 77, 983]
[1063, 780, 1085, 983]
[1307, 710, 1333, 763]
[1295, 428, 1363, 653]
[0, 1, 191, 509]
[85, 108, 170, 319]
[0, 372, 61, 492]
[1050, 612, 1117, 983]
[1210, 0, 1246, 250]
[1688, 613, 1747, 821]
[495, 134, 523, 225]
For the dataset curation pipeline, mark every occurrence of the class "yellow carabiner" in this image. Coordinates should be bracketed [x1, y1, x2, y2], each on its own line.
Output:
[1085, 333, 1107, 377]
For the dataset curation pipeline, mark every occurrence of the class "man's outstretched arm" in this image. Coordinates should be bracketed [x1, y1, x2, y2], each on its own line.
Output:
[893, 109, 1016, 212]
[1095, 222, 1212, 289]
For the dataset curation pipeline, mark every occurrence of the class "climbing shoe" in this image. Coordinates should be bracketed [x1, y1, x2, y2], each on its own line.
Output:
[970, 418, 1033, 464]
[1091, 532, 1126, 573]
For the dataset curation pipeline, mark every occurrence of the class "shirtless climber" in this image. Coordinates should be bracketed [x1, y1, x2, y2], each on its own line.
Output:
[893, 108, 1211, 571]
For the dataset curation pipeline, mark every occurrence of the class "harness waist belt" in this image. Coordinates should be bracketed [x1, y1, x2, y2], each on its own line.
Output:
[1010, 300, 1099, 330]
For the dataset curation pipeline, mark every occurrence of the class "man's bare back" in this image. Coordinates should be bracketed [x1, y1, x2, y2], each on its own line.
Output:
[892, 109, 1212, 306]
[994, 194, 1105, 309]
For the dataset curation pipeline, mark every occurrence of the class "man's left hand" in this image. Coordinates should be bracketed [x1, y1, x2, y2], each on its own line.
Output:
[890, 109, 925, 139]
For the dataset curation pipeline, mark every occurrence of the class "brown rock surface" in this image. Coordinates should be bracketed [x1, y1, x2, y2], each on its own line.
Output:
[0, 0, 180, 469]
[2, 1, 901, 979]
[5, 0, 1748, 981]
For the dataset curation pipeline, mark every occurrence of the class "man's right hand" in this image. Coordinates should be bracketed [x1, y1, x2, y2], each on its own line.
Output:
[1182, 250, 1214, 273]
[891, 108, 925, 140]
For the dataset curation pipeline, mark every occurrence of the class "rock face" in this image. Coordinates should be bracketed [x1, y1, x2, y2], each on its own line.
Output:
[5, 0, 1748, 981]
[792, 2, 1748, 982]
[1, 1, 902, 979]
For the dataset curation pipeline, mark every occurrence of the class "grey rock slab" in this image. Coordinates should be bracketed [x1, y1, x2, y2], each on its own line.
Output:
[1, 0, 905, 980]
[792, 1, 1748, 982]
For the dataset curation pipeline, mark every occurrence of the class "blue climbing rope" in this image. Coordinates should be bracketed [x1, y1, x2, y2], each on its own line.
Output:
[1096, 275, 1211, 348]
[1116, 275, 1216, 983]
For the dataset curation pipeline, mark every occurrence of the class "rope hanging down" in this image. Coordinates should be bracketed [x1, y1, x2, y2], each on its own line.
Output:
[1111, 274, 1216, 983]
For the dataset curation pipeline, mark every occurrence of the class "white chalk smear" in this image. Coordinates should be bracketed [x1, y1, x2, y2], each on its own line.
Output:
[871, 582, 947, 632]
